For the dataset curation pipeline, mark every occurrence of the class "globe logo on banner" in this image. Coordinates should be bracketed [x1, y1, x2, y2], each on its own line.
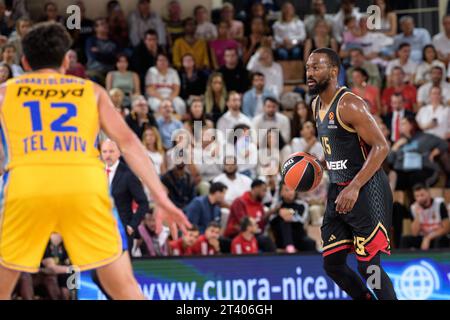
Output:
[397, 260, 440, 300]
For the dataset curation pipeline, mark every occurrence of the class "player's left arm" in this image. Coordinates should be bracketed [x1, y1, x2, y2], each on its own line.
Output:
[0, 85, 6, 175]
[335, 94, 390, 214]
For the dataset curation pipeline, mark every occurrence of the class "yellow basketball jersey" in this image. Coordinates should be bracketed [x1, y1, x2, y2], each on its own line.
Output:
[0, 72, 103, 170]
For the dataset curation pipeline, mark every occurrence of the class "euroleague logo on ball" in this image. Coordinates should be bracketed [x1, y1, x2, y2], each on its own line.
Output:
[282, 158, 294, 174]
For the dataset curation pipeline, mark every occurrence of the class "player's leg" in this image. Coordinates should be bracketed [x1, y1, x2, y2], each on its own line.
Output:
[0, 266, 20, 299]
[357, 253, 397, 300]
[96, 251, 144, 300]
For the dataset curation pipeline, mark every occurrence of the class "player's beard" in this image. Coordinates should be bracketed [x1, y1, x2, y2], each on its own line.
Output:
[308, 77, 331, 95]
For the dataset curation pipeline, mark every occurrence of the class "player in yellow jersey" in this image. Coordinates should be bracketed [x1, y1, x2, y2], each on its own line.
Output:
[0, 22, 191, 300]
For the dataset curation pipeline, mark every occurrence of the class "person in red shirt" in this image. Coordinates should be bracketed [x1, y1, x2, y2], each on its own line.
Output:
[169, 225, 200, 256]
[191, 222, 221, 255]
[231, 217, 259, 255]
[225, 179, 276, 252]
[381, 66, 417, 114]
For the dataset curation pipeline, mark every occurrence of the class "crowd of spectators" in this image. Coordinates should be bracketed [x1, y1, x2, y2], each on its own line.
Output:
[1, 0, 450, 299]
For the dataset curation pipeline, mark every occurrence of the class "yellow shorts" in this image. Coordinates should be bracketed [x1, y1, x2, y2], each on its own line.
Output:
[0, 165, 123, 273]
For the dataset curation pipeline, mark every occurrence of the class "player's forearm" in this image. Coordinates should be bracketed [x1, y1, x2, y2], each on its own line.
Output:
[350, 143, 389, 189]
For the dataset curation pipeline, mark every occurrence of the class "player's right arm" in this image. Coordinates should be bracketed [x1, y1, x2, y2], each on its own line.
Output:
[95, 83, 191, 238]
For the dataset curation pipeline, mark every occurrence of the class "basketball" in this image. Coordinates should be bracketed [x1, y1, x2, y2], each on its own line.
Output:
[281, 152, 323, 192]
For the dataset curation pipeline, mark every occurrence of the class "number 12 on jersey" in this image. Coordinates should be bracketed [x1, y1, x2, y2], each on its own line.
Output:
[23, 101, 78, 133]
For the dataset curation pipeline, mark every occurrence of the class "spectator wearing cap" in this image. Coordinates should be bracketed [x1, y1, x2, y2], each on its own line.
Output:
[128, 0, 166, 47]
[242, 72, 276, 118]
[393, 16, 431, 63]
[231, 217, 259, 254]
[224, 179, 276, 252]
[252, 96, 291, 143]
[184, 182, 227, 234]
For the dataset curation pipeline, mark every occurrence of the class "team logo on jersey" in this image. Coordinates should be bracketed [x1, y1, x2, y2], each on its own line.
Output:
[328, 112, 336, 128]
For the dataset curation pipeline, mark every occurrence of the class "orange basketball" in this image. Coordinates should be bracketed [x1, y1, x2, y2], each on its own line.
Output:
[281, 152, 323, 192]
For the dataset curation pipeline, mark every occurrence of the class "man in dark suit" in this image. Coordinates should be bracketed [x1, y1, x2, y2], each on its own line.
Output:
[101, 139, 149, 251]
[382, 93, 415, 144]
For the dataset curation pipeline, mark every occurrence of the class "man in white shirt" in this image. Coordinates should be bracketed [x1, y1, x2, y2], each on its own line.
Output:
[416, 86, 449, 140]
[386, 43, 418, 85]
[393, 16, 431, 63]
[194, 5, 217, 40]
[332, 0, 362, 43]
[432, 15, 450, 64]
[247, 47, 283, 98]
[290, 121, 324, 160]
[417, 66, 450, 107]
[213, 156, 253, 206]
[128, 0, 167, 47]
[252, 96, 291, 143]
[216, 91, 253, 142]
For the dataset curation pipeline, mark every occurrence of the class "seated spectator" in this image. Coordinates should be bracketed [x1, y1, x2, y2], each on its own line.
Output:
[291, 100, 314, 139]
[109, 88, 128, 117]
[133, 212, 170, 257]
[243, 17, 273, 65]
[242, 72, 275, 118]
[388, 115, 448, 190]
[224, 179, 276, 252]
[39, 233, 71, 300]
[272, 2, 306, 60]
[381, 66, 417, 114]
[178, 53, 208, 101]
[130, 29, 163, 93]
[417, 66, 450, 108]
[106, 54, 140, 108]
[340, 16, 360, 52]
[298, 172, 329, 227]
[192, 128, 224, 185]
[350, 67, 381, 115]
[185, 182, 227, 233]
[85, 18, 118, 85]
[156, 99, 183, 150]
[106, 0, 129, 50]
[0, 1, 14, 38]
[244, 2, 271, 37]
[231, 217, 259, 254]
[217, 91, 252, 139]
[38, 1, 64, 25]
[373, 0, 397, 37]
[416, 86, 449, 140]
[164, 0, 184, 45]
[142, 126, 167, 176]
[128, 0, 166, 48]
[0, 62, 12, 84]
[209, 21, 241, 69]
[400, 184, 450, 250]
[1, 43, 23, 76]
[7, 17, 32, 64]
[67, 1, 94, 65]
[146, 53, 186, 115]
[161, 161, 197, 210]
[219, 47, 250, 94]
[386, 43, 418, 85]
[172, 17, 210, 70]
[303, 18, 338, 61]
[185, 98, 214, 140]
[194, 5, 217, 41]
[332, 0, 362, 44]
[304, 0, 335, 38]
[257, 128, 291, 177]
[290, 121, 324, 161]
[204, 72, 228, 124]
[383, 93, 415, 144]
[65, 49, 87, 79]
[231, 123, 258, 178]
[252, 96, 291, 144]
[270, 184, 317, 253]
[394, 15, 431, 63]
[432, 14, 450, 64]
[169, 225, 200, 256]
[191, 221, 221, 255]
[247, 47, 283, 98]
[414, 44, 446, 86]
[125, 95, 157, 138]
[213, 156, 253, 207]
[346, 47, 382, 88]
[220, 3, 244, 40]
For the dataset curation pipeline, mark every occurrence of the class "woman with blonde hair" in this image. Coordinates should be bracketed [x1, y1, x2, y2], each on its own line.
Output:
[142, 126, 167, 176]
[204, 72, 227, 124]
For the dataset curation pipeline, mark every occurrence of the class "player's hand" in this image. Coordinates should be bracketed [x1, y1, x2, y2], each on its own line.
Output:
[153, 195, 192, 240]
[421, 236, 431, 250]
[335, 184, 360, 214]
